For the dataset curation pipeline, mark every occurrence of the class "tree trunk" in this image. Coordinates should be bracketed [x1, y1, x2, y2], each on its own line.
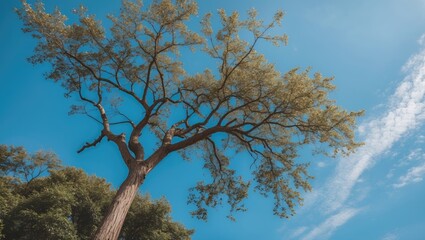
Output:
[93, 167, 145, 240]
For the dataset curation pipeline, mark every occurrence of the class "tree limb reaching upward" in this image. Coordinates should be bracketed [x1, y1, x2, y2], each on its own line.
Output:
[17, 0, 363, 239]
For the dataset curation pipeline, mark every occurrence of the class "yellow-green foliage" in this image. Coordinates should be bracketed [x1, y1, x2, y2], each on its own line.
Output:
[17, 0, 363, 221]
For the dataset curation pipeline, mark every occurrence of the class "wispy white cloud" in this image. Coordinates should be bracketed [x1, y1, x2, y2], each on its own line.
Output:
[290, 226, 308, 239]
[387, 147, 425, 181]
[296, 35, 425, 239]
[396, 147, 424, 167]
[382, 232, 398, 240]
[301, 208, 361, 240]
[320, 35, 425, 213]
[393, 161, 425, 188]
[416, 134, 425, 143]
[317, 161, 327, 168]
[406, 148, 423, 161]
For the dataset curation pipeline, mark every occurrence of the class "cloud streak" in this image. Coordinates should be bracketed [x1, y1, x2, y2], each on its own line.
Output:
[322, 35, 425, 213]
[393, 161, 425, 188]
[290, 226, 308, 239]
[382, 232, 398, 240]
[301, 208, 361, 240]
[300, 35, 425, 239]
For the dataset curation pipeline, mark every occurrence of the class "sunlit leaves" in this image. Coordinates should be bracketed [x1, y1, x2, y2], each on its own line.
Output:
[0, 145, 61, 184]
[18, 0, 362, 222]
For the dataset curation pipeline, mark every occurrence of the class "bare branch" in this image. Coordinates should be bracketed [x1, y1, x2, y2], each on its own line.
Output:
[77, 132, 105, 153]
[206, 137, 223, 172]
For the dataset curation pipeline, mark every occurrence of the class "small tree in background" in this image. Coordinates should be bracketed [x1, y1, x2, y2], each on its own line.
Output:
[0, 145, 193, 240]
[17, 0, 363, 239]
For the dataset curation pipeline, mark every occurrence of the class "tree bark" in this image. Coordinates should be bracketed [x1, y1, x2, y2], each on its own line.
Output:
[93, 167, 146, 240]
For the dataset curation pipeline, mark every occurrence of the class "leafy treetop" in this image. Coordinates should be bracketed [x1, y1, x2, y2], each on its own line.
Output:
[0, 145, 193, 240]
[17, 0, 362, 220]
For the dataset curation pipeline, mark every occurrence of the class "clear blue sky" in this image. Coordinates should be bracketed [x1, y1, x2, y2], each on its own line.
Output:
[1, 0, 425, 239]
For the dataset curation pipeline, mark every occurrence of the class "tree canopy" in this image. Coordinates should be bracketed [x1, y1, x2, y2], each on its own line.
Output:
[0, 145, 193, 240]
[17, 0, 362, 238]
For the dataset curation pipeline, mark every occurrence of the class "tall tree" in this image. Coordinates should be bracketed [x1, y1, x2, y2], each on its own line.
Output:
[0, 145, 193, 240]
[17, 0, 363, 239]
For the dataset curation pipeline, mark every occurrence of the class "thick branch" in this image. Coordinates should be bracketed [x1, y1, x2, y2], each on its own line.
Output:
[168, 126, 225, 152]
